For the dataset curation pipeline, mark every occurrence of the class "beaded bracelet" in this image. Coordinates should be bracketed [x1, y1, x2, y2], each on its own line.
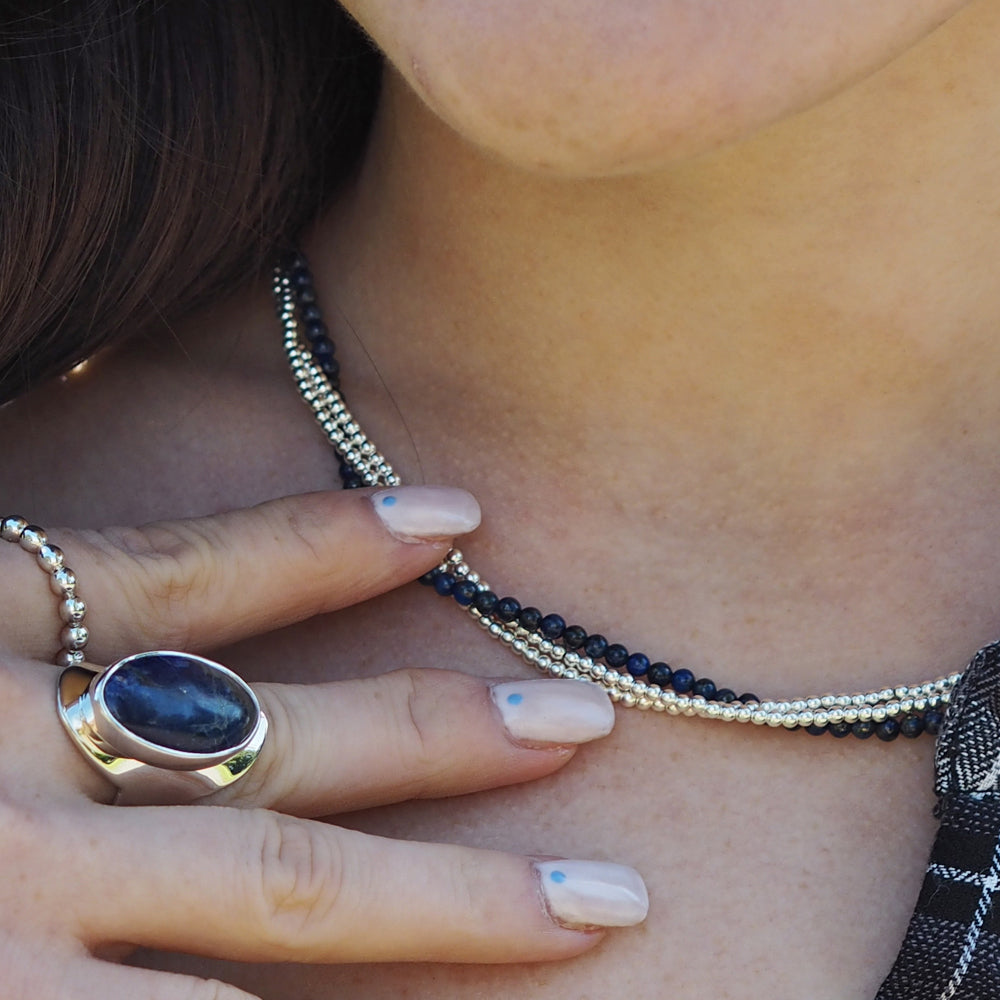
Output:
[0, 516, 88, 665]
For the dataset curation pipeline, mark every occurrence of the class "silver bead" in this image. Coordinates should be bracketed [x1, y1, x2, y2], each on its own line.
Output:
[36, 543, 64, 573]
[49, 566, 77, 597]
[19, 526, 47, 552]
[60, 624, 89, 650]
[55, 648, 87, 668]
[59, 597, 86, 623]
[1, 515, 27, 541]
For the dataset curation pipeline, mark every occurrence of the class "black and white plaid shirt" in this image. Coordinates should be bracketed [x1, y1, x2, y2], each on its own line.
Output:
[877, 641, 1000, 999]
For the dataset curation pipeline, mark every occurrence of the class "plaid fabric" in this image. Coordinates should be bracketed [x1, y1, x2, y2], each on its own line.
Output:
[877, 641, 1000, 999]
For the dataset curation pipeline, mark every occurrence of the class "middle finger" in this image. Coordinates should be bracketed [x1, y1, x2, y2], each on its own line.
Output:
[219, 669, 616, 815]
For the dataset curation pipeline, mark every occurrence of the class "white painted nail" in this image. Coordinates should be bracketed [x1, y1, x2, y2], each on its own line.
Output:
[491, 679, 615, 744]
[536, 860, 649, 928]
[371, 486, 481, 542]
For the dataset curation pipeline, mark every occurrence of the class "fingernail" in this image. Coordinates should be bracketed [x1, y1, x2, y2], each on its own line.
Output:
[535, 860, 649, 928]
[491, 679, 615, 744]
[371, 486, 481, 542]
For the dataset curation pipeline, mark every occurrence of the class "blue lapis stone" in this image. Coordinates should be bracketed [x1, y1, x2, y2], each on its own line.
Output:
[671, 668, 695, 694]
[103, 653, 256, 754]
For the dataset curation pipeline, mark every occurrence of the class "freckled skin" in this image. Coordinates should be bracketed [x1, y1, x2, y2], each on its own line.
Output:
[340, 0, 972, 174]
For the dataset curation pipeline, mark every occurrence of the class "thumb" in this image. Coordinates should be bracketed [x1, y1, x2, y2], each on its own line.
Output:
[0, 486, 480, 664]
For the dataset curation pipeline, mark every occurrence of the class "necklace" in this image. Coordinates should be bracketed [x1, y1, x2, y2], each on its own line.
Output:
[275, 253, 958, 741]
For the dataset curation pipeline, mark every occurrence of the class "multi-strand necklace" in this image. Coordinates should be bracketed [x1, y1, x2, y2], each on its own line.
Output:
[274, 253, 958, 742]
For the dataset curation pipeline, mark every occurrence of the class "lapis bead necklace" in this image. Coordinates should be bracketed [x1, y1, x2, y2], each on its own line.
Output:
[275, 253, 957, 741]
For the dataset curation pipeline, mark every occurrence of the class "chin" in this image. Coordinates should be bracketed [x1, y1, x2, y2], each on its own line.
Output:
[347, 0, 970, 177]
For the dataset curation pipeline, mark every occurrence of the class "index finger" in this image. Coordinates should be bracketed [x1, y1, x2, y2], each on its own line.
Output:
[1, 487, 479, 664]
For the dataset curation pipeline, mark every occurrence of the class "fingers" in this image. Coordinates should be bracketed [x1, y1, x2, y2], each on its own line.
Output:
[1, 487, 480, 663]
[77, 805, 648, 964]
[220, 670, 617, 814]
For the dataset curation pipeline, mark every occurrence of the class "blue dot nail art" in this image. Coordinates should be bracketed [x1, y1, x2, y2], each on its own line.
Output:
[506, 692, 524, 706]
[550, 870, 568, 884]
[380, 495, 398, 507]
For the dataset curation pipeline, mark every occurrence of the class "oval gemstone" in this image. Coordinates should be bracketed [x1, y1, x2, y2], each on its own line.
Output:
[102, 653, 257, 754]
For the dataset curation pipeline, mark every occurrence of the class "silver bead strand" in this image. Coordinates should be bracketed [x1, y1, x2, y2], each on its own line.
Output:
[1, 515, 88, 666]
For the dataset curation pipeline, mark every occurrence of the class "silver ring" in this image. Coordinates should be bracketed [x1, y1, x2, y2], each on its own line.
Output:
[58, 651, 268, 805]
[1, 514, 88, 666]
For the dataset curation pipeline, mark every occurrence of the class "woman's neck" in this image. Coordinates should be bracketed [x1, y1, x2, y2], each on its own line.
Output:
[296, 1, 1000, 694]
[314, 2, 1000, 485]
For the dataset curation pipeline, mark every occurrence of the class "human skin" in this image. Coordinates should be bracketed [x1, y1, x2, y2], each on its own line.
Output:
[5, 0, 1000, 996]
[340, 0, 971, 171]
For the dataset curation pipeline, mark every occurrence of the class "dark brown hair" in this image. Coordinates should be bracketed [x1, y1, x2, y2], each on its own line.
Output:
[0, 1, 380, 403]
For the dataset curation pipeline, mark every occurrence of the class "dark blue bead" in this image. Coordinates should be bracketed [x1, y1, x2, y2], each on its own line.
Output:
[495, 597, 521, 622]
[923, 710, 945, 736]
[473, 590, 499, 614]
[452, 580, 478, 606]
[852, 720, 874, 740]
[311, 336, 335, 358]
[875, 719, 900, 742]
[540, 614, 566, 640]
[806, 724, 828, 736]
[418, 571, 437, 586]
[715, 688, 737, 703]
[339, 471, 363, 489]
[829, 722, 852, 738]
[317, 356, 341, 379]
[583, 634, 608, 659]
[305, 320, 329, 342]
[562, 625, 587, 650]
[518, 607, 542, 631]
[671, 668, 695, 694]
[738, 692, 760, 704]
[647, 662, 672, 686]
[291, 267, 312, 288]
[103, 652, 256, 754]
[296, 287, 317, 305]
[626, 653, 650, 676]
[300, 303, 322, 323]
[433, 572, 457, 596]
[605, 644, 628, 668]
[900, 715, 925, 739]
[693, 677, 716, 699]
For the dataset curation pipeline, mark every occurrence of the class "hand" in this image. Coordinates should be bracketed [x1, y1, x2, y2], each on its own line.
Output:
[0, 488, 648, 1000]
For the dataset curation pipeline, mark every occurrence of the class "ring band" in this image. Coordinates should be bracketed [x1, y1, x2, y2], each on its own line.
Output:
[58, 651, 268, 805]
[1, 514, 88, 666]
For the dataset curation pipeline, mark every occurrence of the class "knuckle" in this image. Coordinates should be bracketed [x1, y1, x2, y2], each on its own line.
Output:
[389, 669, 464, 792]
[251, 813, 345, 951]
[89, 522, 222, 648]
